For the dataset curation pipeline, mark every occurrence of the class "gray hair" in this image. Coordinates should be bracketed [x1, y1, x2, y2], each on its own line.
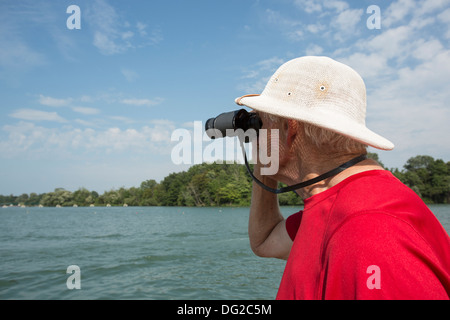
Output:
[303, 122, 368, 154]
[261, 112, 367, 154]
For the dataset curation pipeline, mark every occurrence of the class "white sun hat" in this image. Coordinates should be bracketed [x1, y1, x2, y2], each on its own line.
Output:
[235, 56, 394, 151]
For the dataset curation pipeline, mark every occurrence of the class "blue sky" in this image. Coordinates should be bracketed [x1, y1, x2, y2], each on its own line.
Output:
[1, 0, 449, 195]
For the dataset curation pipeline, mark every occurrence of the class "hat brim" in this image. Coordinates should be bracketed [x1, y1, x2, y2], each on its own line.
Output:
[236, 94, 394, 151]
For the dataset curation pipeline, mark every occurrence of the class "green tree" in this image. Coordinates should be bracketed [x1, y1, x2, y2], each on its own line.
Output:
[73, 188, 91, 206]
[40, 188, 74, 207]
[140, 179, 159, 206]
[393, 155, 450, 204]
[16, 193, 29, 206]
[26, 193, 42, 206]
[3, 154, 448, 207]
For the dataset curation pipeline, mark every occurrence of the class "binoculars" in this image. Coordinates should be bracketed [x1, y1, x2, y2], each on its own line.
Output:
[205, 109, 262, 140]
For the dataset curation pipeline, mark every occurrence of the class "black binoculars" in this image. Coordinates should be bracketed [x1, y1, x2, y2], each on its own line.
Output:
[205, 109, 262, 140]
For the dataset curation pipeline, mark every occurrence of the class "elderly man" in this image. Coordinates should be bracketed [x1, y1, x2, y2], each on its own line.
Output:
[236, 56, 450, 300]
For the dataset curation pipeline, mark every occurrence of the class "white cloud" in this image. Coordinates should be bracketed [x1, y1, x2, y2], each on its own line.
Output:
[0, 38, 45, 70]
[256, 57, 285, 71]
[264, 0, 364, 43]
[39, 94, 72, 107]
[88, 0, 133, 55]
[265, 9, 301, 28]
[383, 0, 416, 27]
[136, 22, 147, 36]
[364, 25, 412, 60]
[238, 57, 285, 93]
[74, 119, 98, 127]
[287, 30, 304, 41]
[412, 39, 444, 60]
[306, 23, 326, 34]
[334, 8, 363, 33]
[86, 0, 162, 55]
[418, 0, 450, 15]
[337, 52, 389, 82]
[109, 116, 135, 124]
[324, 0, 349, 13]
[438, 7, 450, 23]
[121, 68, 139, 82]
[10, 109, 66, 123]
[72, 106, 101, 115]
[384, 0, 450, 28]
[293, 0, 322, 13]
[0, 120, 177, 160]
[121, 98, 164, 106]
[150, 119, 177, 127]
[93, 31, 125, 55]
[0, 3, 48, 72]
[121, 31, 134, 40]
[437, 7, 450, 38]
[305, 44, 324, 56]
[80, 95, 94, 103]
[295, 0, 350, 14]
[0, 1, 87, 71]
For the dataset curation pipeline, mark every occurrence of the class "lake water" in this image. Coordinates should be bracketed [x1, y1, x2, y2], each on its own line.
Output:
[1, 205, 449, 300]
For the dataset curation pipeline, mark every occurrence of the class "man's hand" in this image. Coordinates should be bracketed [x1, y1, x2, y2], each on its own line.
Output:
[248, 162, 293, 260]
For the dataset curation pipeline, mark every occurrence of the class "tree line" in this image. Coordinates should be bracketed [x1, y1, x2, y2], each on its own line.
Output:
[1, 154, 449, 207]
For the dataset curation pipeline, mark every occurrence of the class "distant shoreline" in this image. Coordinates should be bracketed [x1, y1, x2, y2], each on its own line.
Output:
[1, 155, 449, 207]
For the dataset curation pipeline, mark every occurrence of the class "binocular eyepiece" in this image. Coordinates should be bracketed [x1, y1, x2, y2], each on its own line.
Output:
[205, 109, 262, 140]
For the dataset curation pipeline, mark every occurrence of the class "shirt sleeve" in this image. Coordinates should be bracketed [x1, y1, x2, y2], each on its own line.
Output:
[285, 211, 303, 241]
[322, 212, 450, 300]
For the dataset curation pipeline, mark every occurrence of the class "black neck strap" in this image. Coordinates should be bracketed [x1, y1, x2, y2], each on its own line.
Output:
[240, 140, 367, 194]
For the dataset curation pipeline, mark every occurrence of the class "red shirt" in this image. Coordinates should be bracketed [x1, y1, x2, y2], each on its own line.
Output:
[277, 170, 450, 300]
